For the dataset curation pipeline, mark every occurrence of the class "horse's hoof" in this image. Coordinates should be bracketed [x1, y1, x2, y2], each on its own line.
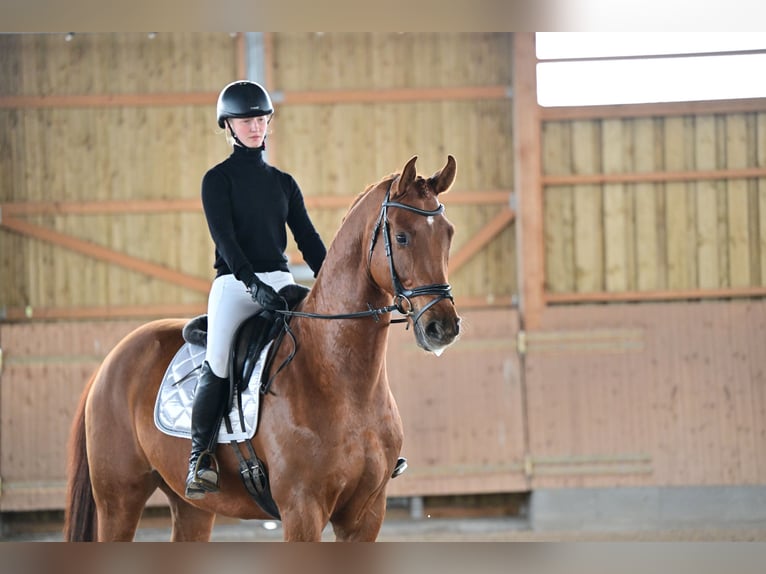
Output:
[391, 457, 408, 478]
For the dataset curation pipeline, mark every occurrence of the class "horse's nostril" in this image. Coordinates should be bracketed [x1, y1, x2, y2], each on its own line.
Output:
[425, 321, 442, 340]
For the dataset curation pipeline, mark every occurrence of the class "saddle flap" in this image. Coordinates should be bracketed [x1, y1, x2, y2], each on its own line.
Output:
[232, 311, 277, 392]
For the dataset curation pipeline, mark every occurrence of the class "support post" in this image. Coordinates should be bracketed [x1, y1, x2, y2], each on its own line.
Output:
[512, 33, 545, 330]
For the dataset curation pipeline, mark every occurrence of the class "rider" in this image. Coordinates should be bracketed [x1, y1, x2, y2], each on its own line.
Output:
[185, 80, 327, 499]
[185, 80, 408, 500]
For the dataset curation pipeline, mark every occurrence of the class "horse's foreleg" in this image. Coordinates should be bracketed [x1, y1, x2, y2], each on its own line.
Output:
[331, 491, 387, 542]
[279, 500, 331, 541]
[161, 485, 216, 541]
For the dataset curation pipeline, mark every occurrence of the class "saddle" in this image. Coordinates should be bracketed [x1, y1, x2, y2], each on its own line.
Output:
[179, 283, 309, 519]
[182, 283, 309, 395]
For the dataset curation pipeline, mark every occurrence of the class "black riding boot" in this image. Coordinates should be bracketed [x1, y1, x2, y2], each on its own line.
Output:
[185, 361, 229, 500]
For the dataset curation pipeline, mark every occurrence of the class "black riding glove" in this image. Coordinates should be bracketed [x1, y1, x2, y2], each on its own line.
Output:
[247, 275, 286, 310]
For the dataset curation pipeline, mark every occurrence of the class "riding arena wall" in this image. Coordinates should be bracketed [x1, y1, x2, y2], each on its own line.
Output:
[1, 33, 766, 531]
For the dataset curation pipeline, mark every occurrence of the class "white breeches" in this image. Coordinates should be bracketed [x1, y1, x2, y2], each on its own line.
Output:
[204, 271, 295, 377]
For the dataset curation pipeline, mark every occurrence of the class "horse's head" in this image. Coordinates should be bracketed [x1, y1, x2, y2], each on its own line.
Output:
[369, 155, 461, 355]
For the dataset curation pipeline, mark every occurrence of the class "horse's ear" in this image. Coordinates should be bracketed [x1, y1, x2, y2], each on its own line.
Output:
[429, 155, 457, 196]
[393, 156, 418, 200]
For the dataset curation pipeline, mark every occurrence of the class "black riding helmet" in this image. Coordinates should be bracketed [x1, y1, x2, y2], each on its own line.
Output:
[216, 80, 274, 128]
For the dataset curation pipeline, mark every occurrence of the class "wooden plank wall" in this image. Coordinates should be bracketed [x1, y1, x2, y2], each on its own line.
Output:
[0, 33, 238, 312]
[270, 33, 516, 301]
[0, 32, 516, 316]
[0, 320, 144, 510]
[525, 300, 766, 488]
[0, 33, 519, 511]
[543, 113, 766, 296]
[0, 309, 525, 511]
[386, 309, 526, 498]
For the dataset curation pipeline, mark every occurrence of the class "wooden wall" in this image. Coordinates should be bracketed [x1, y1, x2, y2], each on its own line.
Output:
[0, 320, 143, 511]
[0, 33, 238, 312]
[0, 32, 517, 511]
[387, 309, 526, 497]
[543, 114, 766, 296]
[526, 300, 766, 488]
[3, 32, 766, 515]
[511, 32, 766, 493]
[271, 33, 516, 301]
[0, 310, 526, 510]
[0, 32, 516, 318]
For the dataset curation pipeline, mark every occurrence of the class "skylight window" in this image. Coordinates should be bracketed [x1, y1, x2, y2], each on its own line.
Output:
[535, 33, 766, 107]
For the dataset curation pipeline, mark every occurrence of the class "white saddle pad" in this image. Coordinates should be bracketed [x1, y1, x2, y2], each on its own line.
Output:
[153, 341, 272, 443]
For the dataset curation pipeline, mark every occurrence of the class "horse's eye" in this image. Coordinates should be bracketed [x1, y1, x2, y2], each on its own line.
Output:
[395, 233, 409, 246]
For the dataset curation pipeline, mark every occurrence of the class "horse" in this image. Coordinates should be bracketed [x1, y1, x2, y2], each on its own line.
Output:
[64, 155, 461, 541]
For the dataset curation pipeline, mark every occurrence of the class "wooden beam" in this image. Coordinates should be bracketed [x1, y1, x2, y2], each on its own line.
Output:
[541, 97, 766, 122]
[513, 33, 545, 330]
[543, 167, 766, 186]
[444, 191, 511, 205]
[235, 32, 247, 79]
[0, 216, 210, 293]
[2, 303, 207, 322]
[0, 92, 217, 109]
[450, 207, 515, 274]
[0, 86, 511, 110]
[545, 286, 766, 304]
[279, 86, 510, 105]
[0, 191, 511, 216]
[263, 32, 279, 166]
[1, 198, 201, 216]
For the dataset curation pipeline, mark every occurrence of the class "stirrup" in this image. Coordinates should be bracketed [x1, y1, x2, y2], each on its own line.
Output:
[391, 457, 408, 478]
[186, 451, 221, 497]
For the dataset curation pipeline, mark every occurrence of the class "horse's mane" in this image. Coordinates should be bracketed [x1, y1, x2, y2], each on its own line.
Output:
[341, 174, 394, 223]
[341, 172, 431, 223]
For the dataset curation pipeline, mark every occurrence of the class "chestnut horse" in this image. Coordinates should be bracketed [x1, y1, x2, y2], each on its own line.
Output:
[64, 155, 460, 541]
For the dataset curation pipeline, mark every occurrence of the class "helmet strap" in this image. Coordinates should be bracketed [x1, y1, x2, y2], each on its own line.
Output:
[225, 119, 246, 148]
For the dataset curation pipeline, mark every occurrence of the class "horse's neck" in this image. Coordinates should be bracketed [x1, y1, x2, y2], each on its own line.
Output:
[301, 218, 392, 375]
[306, 261, 391, 348]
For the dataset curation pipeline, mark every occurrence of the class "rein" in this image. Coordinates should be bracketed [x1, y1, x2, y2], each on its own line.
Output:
[274, 177, 454, 327]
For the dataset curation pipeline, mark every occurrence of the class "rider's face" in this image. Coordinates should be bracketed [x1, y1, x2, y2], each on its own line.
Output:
[229, 115, 271, 148]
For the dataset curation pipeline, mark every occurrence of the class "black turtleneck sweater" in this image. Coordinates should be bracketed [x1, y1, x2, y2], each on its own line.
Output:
[201, 145, 327, 282]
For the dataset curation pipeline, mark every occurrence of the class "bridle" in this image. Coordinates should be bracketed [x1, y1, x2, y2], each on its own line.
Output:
[263, 177, 454, 394]
[275, 177, 454, 327]
[368, 177, 454, 326]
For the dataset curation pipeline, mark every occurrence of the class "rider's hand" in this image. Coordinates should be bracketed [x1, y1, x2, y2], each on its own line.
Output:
[247, 275, 286, 310]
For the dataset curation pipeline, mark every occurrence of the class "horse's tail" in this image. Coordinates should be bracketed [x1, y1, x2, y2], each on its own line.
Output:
[63, 372, 97, 541]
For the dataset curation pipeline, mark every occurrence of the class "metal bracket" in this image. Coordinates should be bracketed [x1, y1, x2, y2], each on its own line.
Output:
[516, 330, 527, 355]
[523, 454, 533, 479]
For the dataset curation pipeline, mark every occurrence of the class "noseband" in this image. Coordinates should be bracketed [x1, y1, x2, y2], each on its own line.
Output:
[368, 178, 454, 327]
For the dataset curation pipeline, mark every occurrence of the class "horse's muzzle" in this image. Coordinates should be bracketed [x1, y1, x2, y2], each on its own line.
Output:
[415, 309, 461, 355]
